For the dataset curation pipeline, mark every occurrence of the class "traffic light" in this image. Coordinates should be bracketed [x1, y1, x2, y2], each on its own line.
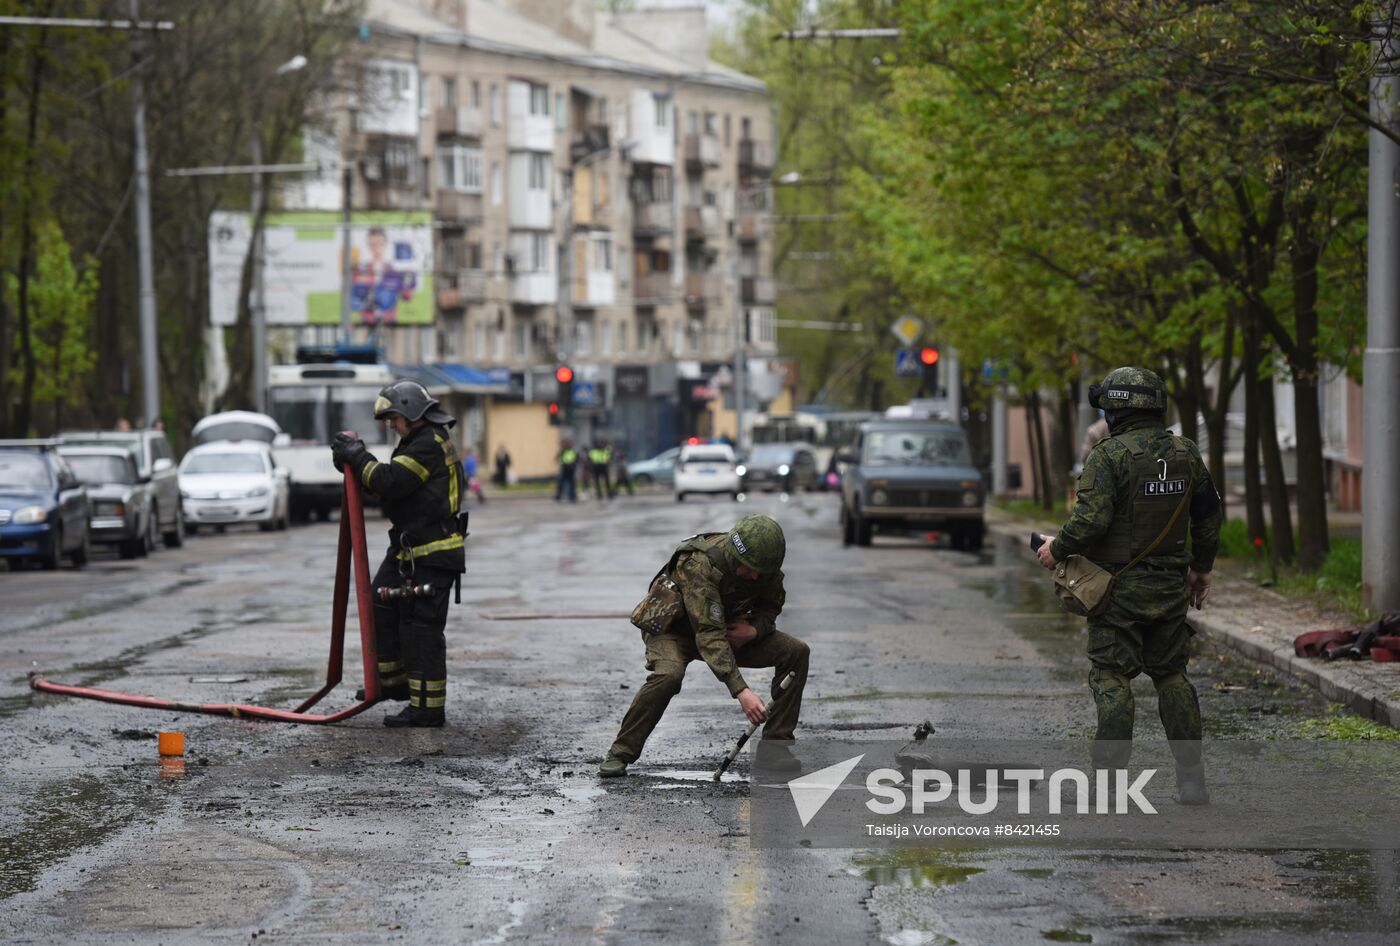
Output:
[552, 364, 574, 425]
[919, 347, 939, 396]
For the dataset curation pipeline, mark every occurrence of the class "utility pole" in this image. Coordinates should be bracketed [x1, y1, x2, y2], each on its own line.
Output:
[943, 346, 961, 422]
[733, 252, 747, 451]
[130, 0, 160, 425]
[1365, 16, 1400, 612]
[992, 387, 1008, 498]
[250, 130, 268, 413]
[340, 163, 354, 344]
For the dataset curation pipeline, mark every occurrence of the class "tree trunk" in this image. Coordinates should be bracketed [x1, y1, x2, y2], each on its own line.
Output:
[1050, 388, 1075, 498]
[1256, 361, 1295, 565]
[1026, 393, 1043, 506]
[1287, 215, 1329, 572]
[1242, 322, 1266, 544]
[15, 33, 48, 438]
[1028, 391, 1054, 511]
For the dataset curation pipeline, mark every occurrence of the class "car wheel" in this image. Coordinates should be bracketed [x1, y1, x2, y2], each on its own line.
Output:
[71, 527, 91, 567]
[949, 530, 967, 551]
[163, 505, 184, 548]
[42, 527, 62, 571]
[634, 473, 653, 487]
[841, 504, 855, 546]
[120, 534, 142, 559]
[964, 523, 985, 552]
[676, 492, 685, 503]
[278, 502, 290, 531]
[316, 505, 332, 522]
[145, 509, 159, 554]
[259, 518, 276, 533]
[855, 510, 873, 547]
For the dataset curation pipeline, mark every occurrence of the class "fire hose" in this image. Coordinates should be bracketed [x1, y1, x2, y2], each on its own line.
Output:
[29, 466, 384, 724]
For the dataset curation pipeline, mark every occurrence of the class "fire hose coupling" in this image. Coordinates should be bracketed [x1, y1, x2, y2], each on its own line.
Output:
[377, 583, 437, 601]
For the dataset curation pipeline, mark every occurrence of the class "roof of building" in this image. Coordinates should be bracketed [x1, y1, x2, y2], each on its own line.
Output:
[365, 0, 767, 95]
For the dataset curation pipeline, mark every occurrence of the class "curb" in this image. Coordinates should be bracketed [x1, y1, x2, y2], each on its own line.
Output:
[984, 510, 1400, 732]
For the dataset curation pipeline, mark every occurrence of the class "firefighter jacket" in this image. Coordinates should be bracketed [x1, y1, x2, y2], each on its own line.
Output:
[355, 423, 466, 573]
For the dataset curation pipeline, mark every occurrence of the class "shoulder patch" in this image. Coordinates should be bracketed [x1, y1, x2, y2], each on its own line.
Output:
[1078, 466, 1096, 492]
[709, 602, 723, 623]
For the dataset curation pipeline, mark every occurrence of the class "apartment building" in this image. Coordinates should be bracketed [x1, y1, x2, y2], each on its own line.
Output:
[282, 0, 778, 475]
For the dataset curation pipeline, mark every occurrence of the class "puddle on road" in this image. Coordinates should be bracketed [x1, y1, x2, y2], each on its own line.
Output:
[854, 849, 987, 890]
[0, 771, 165, 899]
[558, 786, 606, 802]
[643, 768, 745, 785]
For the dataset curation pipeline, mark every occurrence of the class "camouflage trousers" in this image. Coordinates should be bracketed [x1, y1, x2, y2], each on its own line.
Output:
[1086, 569, 1201, 772]
[608, 630, 810, 763]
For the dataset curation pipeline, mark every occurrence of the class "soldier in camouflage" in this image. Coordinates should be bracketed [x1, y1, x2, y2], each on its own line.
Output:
[599, 514, 810, 777]
[1036, 367, 1222, 804]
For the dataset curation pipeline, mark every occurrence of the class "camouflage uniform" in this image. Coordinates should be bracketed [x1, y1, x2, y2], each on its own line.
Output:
[607, 516, 809, 765]
[1050, 368, 1222, 777]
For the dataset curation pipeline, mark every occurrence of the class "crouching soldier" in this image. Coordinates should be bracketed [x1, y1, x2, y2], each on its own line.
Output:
[599, 515, 809, 777]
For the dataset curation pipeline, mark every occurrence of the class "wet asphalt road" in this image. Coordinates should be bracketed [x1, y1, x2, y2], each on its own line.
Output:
[1, 490, 1397, 945]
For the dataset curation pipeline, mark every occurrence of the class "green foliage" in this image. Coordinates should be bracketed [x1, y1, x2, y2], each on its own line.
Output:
[1297, 710, 1400, 742]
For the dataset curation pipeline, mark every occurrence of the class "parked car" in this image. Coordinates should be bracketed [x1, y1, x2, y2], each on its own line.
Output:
[179, 441, 291, 532]
[674, 443, 741, 502]
[838, 420, 986, 550]
[59, 428, 183, 547]
[628, 446, 682, 487]
[59, 446, 156, 559]
[0, 440, 91, 569]
[739, 442, 820, 493]
[191, 410, 285, 447]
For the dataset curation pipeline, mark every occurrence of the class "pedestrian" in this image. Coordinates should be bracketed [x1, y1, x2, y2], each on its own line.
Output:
[463, 446, 485, 505]
[493, 443, 512, 488]
[612, 445, 635, 497]
[555, 438, 578, 502]
[599, 514, 809, 777]
[1034, 367, 1221, 804]
[588, 440, 613, 500]
[331, 380, 466, 727]
[114, 418, 132, 432]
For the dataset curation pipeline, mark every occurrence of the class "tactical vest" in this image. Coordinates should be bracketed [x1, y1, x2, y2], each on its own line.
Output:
[588, 447, 609, 464]
[560, 448, 577, 465]
[1085, 432, 1193, 566]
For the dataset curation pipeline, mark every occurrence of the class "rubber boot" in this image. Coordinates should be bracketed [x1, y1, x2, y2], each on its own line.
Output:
[755, 740, 802, 775]
[1175, 765, 1210, 806]
[384, 705, 445, 728]
[356, 683, 409, 702]
[598, 754, 630, 778]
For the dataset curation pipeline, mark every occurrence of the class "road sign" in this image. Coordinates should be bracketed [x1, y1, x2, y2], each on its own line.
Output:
[890, 314, 923, 347]
[894, 349, 923, 378]
[572, 380, 598, 407]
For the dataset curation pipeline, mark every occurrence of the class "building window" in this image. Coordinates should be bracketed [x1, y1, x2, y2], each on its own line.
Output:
[441, 76, 457, 109]
[491, 162, 502, 204]
[687, 110, 698, 135]
[528, 152, 549, 190]
[471, 80, 481, 108]
[513, 321, 527, 359]
[616, 102, 627, 141]
[473, 321, 486, 356]
[593, 236, 613, 272]
[575, 320, 593, 355]
[438, 145, 483, 193]
[380, 138, 416, 187]
[723, 114, 731, 146]
[672, 321, 683, 355]
[529, 82, 549, 116]
[616, 320, 627, 354]
[637, 319, 651, 354]
[490, 84, 501, 125]
[530, 233, 551, 271]
[654, 95, 669, 129]
[555, 92, 566, 131]
[438, 323, 458, 359]
[741, 115, 751, 139]
[704, 111, 717, 135]
[601, 320, 612, 356]
[493, 242, 504, 274]
[493, 326, 505, 361]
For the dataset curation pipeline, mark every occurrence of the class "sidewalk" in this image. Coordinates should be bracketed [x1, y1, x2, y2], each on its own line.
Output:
[985, 507, 1400, 730]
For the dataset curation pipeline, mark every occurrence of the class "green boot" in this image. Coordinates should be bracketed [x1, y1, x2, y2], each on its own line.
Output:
[598, 754, 630, 778]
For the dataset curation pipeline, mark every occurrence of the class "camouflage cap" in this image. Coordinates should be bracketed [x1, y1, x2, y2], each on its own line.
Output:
[1088, 366, 1167, 413]
[727, 515, 786, 574]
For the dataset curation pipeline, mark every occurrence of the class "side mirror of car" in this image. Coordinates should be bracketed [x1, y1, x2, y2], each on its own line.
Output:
[273, 432, 291, 447]
[152, 457, 174, 475]
[275, 467, 291, 480]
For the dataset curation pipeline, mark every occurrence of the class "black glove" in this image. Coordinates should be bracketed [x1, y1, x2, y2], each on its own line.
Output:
[331, 432, 368, 474]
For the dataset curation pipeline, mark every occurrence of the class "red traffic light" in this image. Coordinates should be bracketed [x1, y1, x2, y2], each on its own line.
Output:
[548, 402, 560, 416]
[555, 365, 574, 384]
[919, 347, 940, 366]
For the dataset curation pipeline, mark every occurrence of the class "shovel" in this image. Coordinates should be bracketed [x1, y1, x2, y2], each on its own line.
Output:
[712, 671, 796, 782]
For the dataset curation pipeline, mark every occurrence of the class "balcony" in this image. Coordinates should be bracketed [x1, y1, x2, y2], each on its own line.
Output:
[633, 201, 674, 235]
[435, 106, 483, 139]
[435, 189, 483, 222]
[436, 269, 487, 310]
[569, 123, 610, 162]
[741, 276, 775, 305]
[684, 271, 722, 306]
[510, 271, 557, 306]
[364, 180, 419, 211]
[683, 204, 720, 241]
[684, 133, 721, 170]
[573, 270, 616, 308]
[737, 209, 770, 243]
[738, 139, 773, 173]
[633, 270, 672, 306]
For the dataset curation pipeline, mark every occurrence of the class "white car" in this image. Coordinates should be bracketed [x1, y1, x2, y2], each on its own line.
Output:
[179, 441, 291, 533]
[674, 444, 740, 502]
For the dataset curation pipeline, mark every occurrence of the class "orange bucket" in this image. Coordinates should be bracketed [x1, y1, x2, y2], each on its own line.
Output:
[158, 731, 185, 757]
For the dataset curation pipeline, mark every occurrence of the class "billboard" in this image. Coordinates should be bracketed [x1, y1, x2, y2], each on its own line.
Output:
[209, 210, 435, 327]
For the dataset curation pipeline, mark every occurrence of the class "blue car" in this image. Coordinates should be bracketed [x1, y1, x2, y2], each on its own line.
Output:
[0, 441, 92, 570]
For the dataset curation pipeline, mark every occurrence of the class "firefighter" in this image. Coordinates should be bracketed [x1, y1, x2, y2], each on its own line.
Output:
[332, 380, 466, 727]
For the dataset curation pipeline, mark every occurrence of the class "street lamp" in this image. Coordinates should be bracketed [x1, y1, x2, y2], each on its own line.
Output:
[250, 53, 308, 413]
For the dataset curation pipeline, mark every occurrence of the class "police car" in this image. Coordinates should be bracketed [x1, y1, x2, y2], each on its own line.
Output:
[673, 443, 741, 502]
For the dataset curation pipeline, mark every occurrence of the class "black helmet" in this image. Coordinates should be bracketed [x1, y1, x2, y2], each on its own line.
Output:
[373, 380, 455, 427]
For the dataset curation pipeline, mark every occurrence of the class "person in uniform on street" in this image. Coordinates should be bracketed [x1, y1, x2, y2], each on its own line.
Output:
[612, 445, 635, 497]
[493, 443, 512, 488]
[588, 440, 613, 500]
[599, 514, 809, 777]
[1035, 367, 1222, 804]
[556, 438, 579, 502]
[331, 380, 466, 728]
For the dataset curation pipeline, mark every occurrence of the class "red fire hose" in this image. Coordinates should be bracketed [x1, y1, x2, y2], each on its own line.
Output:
[29, 466, 382, 724]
